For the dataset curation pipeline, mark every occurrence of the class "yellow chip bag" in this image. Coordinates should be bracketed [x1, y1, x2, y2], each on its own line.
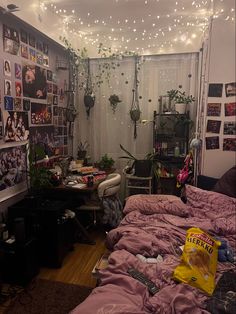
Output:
[173, 227, 220, 295]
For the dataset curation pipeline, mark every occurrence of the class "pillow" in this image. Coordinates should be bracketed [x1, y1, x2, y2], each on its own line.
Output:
[185, 184, 236, 219]
[213, 166, 236, 198]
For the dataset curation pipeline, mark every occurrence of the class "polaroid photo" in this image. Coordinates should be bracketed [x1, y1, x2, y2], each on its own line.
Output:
[224, 102, 236, 116]
[14, 98, 23, 111]
[225, 82, 236, 97]
[206, 120, 221, 134]
[207, 103, 221, 116]
[223, 122, 236, 135]
[208, 83, 223, 97]
[4, 60, 11, 77]
[205, 136, 220, 150]
[4, 79, 12, 96]
[223, 138, 236, 151]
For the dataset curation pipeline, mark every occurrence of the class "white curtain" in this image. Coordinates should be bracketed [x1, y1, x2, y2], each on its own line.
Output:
[74, 53, 199, 199]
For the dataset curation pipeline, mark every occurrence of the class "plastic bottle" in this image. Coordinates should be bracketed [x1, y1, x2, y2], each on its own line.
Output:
[174, 143, 180, 157]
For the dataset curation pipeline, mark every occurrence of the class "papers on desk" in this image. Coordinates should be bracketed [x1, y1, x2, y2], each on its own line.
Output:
[70, 183, 87, 189]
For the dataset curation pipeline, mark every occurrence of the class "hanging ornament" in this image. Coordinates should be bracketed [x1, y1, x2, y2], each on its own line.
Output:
[84, 58, 95, 118]
[130, 56, 141, 139]
[108, 94, 122, 113]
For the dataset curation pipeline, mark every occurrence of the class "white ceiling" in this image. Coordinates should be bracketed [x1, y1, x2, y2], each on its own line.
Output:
[0, 0, 235, 57]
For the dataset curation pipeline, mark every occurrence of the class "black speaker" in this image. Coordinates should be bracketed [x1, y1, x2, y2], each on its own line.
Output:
[14, 217, 25, 243]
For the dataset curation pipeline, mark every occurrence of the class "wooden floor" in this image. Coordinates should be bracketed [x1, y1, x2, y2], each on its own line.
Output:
[38, 227, 107, 288]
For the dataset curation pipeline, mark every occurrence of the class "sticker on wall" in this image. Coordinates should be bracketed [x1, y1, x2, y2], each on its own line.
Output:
[31, 102, 52, 125]
[207, 103, 221, 116]
[3, 110, 29, 142]
[3, 60, 11, 77]
[22, 64, 47, 99]
[4, 96, 14, 110]
[20, 29, 28, 44]
[225, 82, 236, 97]
[208, 83, 223, 97]
[223, 138, 236, 151]
[15, 82, 22, 97]
[205, 136, 219, 150]
[23, 99, 30, 111]
[206, 120, 221, 134]
[14, 98, 23, 111]
[224, 122, 236, 135]
[29, 33, 36, 47]
[21, 44, 29, 59]
[15, 63, 22, 80]
[4, 79, 12, 96]
[224, 102, 236, 116]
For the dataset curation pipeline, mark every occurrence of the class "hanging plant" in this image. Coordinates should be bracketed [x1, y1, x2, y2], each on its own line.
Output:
[84, 58, 95, 118]
[108, 94, 122, 113]
[130, 56, 141, 139]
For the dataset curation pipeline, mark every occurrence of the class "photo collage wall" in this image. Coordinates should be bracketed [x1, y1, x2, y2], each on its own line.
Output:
[206, 82, 236, 151]
[0, 20, 69, 196]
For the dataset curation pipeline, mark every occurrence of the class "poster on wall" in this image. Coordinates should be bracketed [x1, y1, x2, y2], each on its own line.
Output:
[208, 83, 223, 97]
[223, 122, 236, 135]
[0, 143, 28, 202]
[4, 79, 12, 96]
[15, 63, 22, 79]
[3, 111, 29, 142]
[3, 60, 11, 76]
[31, 103, 52, 124]
[205, 136, 219, 150]
[206, 120, 221, 134]
[3, 24, 20, 56]
[22, 63, 47, 99]
[29, 126, 55, 158]
[223, 138, 236, 151]
[207, 103, 221, 116]
[224, 102, 236, 116]
[225, 82, 236, 97]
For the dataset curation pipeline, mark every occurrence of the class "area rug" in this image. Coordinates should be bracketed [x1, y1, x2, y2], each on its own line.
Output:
[4, 279, 93, 314]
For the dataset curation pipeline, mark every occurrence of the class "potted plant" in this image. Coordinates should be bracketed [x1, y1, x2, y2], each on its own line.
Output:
[97, 154, 115, 172]
[109, 94, 122, 113]
[167, 89, 195, 114]
[77, 141, 89, 160]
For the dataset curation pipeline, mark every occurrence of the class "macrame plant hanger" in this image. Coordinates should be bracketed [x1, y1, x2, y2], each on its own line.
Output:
[130, 56, 141, 139]
[84, 58, 95, 118]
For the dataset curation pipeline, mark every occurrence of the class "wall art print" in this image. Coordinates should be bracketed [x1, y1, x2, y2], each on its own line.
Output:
[224, 102, 236, 116]
[3, 59, 11, 76]
[225, 82, 236, 97]
[0, 144, 28, 201]
[4, 79, 12, 96]
[15, 63, 22, 80]
[223, 122, 236, 135]
[207, 103, 221, 116]
[223, 138, 236, 151]
[29, 126, 55, 158]
[14, 98, 23, 111]
[206, 120, 221, 134]
[3, 111, 29, 142]
[205, 136, 219, 150]
[22, 63, 47, 99]
[31, 102, 52, 125]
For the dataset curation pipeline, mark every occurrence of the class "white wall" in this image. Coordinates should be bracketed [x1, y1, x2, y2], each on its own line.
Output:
[201, 17, 236, 178]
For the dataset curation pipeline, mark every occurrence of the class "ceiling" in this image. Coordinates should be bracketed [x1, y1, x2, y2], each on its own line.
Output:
[0, 0, 235, 57]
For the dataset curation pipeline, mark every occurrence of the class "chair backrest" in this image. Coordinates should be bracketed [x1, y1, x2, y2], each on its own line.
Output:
[97, 173, 121, 199]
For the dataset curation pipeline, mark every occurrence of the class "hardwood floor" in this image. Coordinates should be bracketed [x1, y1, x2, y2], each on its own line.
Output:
[38, 227, 107, 288]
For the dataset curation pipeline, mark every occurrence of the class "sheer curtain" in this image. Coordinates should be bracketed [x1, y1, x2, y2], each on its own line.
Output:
[74, 53, 199, 198]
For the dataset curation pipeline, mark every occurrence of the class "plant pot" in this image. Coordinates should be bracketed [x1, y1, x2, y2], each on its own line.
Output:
[77, 150, 87, 159]
[130, 109, 141, 121]
[175, 103, 186, 114]
[134, 160, 152, 177]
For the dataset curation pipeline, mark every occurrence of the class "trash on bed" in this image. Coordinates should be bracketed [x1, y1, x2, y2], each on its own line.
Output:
[173, 227, 220, 295]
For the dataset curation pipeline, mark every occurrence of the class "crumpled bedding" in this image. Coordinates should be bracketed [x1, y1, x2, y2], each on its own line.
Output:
[71, 186, 236, 314]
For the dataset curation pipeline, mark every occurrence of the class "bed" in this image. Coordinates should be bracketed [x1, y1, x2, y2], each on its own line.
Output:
[71, 167, 236, 314]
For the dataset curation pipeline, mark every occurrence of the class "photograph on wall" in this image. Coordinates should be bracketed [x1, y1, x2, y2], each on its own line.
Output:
[224, 102, 236, 116]
[53, 84, 58, 95]
[208, 83, 223, 97]
[36, 40, 43, 52]
[29, 33, 36, 47]
[3, 60, 11, 77]
[43, 43, 49, 55]
[22, 64, 47, 99]
[29, 48, 36, 62]
[53, 106, 58, 116]
[36, 52, 44, 65]
[4, 79, 12, 96]
[53, 95, 58, 105]
[15, 81, 22, 97]
[47, 70, 53, 81]
[3, 110, 29, 142]
[23, 99, 31, 111]
[31, 103, 52, 125]
[224, 122, 236, 135]
[4, 96, 14, 111]
[14, 98, 23, 111]
[21, 44, 29, 59]
[205, 136, 219, 150]
[0, 144, 28, 199]
[15, 63, 22, 80]
[225, 82, 236, 97]
[47, 94, 53, 105]
[47, 82, 52, 93]
[43, 55, 49, 67]
[29, 126, 55, 158]
[206, 120, 221, 134]
[223, 138, 236, 151]
[207, 103, 221, 116]
[3, 24, 19, 42]
[20, 29, 28, 44]
[3, 38, 20, 55]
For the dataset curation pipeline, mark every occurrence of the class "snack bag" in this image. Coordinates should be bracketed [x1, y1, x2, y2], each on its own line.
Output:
[173, 227, 220, 295]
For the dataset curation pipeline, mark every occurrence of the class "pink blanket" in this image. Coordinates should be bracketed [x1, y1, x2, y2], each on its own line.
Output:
[72, 187, 236, 314]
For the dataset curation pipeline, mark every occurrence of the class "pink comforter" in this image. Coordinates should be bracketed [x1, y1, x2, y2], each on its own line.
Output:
[72, 190, 236, 314]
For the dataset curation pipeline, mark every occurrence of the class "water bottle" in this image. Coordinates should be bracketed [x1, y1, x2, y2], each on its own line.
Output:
[174, 143, 180, 157]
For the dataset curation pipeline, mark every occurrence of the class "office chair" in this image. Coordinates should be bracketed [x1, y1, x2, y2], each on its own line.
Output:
[77, 173, 122, 227]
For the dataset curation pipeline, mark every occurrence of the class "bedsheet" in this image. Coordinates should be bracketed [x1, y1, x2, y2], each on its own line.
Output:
[71, 189, 236, 314]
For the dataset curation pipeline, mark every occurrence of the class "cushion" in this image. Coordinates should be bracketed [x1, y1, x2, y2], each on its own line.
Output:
[212, 165, 236, 198]
[185, 184, 236, 219]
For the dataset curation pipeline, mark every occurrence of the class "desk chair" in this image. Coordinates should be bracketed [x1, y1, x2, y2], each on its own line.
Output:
[77, 173, 122, 227]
